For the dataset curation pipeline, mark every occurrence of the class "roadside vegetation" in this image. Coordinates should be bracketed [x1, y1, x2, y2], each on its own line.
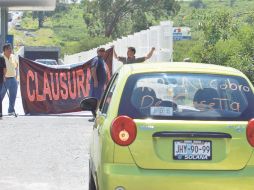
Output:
[9, 0, 254, 81]
[173, 0, 254, 82]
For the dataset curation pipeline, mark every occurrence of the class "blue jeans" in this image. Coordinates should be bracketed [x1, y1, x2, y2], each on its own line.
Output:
[0, 84, 2, 116]
[0, 77, 18, 113]
[89, 81, 105, 101]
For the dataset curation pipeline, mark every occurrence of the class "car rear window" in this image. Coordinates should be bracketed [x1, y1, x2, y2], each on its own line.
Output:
[118, 73, 254, 121]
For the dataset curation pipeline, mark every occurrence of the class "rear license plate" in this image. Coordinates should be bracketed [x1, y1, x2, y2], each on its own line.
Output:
[173, 140, 212, 160]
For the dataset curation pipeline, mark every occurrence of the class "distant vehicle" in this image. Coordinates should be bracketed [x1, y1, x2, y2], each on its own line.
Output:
[24, 46, 60, 63]
[24, 31, 36, 37]
[35, 59, 58, 65]
[15, 22, 21, 29]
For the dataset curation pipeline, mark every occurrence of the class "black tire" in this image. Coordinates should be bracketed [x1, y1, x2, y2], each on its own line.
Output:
[88, 167, 96, 190]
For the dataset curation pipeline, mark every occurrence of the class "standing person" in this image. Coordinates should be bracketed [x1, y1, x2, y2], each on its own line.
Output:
[89, 48, 107, 122]
[1, 44, 19, 116]
[113, 46, 155, 64]
[90, 47, 107, 102]
[0, 55, 6, 119]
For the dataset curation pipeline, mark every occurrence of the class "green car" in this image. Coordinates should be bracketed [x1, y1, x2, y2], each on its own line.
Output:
[81, 62, 254, 190]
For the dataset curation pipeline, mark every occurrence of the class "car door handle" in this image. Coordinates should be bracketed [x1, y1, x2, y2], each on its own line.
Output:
[152, 131, 232, 139]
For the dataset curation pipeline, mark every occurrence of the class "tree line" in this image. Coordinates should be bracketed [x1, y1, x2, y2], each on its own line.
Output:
[33, 0, 180, 37]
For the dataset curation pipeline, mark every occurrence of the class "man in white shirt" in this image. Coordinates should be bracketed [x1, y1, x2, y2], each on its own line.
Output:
[1, 44, 18, 115]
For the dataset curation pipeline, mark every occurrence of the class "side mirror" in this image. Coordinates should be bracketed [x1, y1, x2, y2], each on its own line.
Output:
[80, 97, 98, 117]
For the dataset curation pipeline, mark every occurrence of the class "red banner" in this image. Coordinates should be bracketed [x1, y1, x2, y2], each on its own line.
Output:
[19, 48, 113, 115]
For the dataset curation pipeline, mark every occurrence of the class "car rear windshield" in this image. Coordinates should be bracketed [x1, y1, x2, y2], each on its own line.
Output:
[118, 73, 254, 121]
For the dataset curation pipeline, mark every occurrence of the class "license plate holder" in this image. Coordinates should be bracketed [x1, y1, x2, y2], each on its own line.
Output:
[173, 140, 212, 160]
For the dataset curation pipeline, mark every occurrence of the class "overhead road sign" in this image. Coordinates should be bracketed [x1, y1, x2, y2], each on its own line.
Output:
[0, 0, 56, 11]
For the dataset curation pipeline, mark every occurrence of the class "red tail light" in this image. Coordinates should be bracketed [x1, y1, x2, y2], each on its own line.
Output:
[247, 119, 254, 147]
[111, 116, 137, 146]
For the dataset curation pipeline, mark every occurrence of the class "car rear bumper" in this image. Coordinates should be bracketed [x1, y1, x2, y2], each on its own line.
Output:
[100, 164, 254, 190]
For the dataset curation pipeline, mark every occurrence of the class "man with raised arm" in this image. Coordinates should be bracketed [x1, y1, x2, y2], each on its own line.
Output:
[113, 47, 155, 64]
